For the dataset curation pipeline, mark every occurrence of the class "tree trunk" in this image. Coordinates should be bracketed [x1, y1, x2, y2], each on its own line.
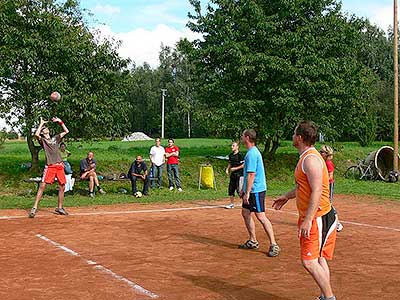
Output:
[27, 133, 41, 173]
[262, 135, 280, 161]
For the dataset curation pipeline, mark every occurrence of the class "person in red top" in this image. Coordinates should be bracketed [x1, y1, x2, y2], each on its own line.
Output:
[273, 121, 337, 300]
[29, 116, 69, 218]
[165, 138, 182, 191]
[320, 145, 343, 232]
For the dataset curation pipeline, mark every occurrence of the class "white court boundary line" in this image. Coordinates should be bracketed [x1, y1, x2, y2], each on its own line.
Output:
[36, 234, 159, 299]
[0, 205, 398, 232]
[0, 205, 225, 220]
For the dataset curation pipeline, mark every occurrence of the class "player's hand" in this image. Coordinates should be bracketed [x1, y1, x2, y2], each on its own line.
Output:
[272, 195, 289, 210]
[242, 192, 250, 205]
[40, 117, 48, 124]
[298, 218, 312, 239]
[225, 169, 229, 175]
[52, 117, 62, 123]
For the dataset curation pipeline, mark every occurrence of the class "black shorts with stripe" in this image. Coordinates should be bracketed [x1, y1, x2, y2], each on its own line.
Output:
[242, 191, 266, 213]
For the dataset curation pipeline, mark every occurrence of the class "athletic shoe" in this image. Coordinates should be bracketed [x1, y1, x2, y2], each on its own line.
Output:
[337, 222, 344, 232]
[225, 203, 234, 209]
[55, 207, 69, 215]
[178, 188, 183, 192]
[28, 208, 37, 218]
[89, 192, 95, 198]
[98, 188, 106, 195]
[267, 244, 281, 257]
[315, 296, 325, 300]
[238, 240, 259, 249]
[169, 186, 174, 191]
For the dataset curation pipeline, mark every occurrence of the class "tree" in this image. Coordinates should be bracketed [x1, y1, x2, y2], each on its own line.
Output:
[126, 42, 209, 139]
[187, 0, 379, 158]
[0, 0, 130, 171]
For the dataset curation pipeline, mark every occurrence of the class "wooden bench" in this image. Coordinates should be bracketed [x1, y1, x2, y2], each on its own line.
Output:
[25, 175, 158, 191]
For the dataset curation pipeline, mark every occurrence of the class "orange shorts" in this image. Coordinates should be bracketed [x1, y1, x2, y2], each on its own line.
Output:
[42, 163, 66, 185]
[298, 208, 337, 260]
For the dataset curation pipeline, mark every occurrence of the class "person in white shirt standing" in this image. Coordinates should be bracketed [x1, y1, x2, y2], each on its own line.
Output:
[149, 138, 165, 188]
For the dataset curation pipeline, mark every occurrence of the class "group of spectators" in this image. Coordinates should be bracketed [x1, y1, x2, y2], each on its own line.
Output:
[127, 138, 183, 196]
[58, 137, 183, 198]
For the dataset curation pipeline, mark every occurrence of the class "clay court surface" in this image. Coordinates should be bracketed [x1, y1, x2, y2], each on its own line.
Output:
[0, 195, 399, 300]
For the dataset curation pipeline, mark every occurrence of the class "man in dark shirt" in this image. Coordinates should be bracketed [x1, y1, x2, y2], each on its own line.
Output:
[29, 116, 69, 218]
[225, 141, 244, 209]
[128, 155, 149, 196]
[80, 151, 106, 198]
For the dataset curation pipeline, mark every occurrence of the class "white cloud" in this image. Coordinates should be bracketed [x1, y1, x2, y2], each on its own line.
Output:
[370, 5, 392, 31]
[94, 24, 201, 68]
[93, 5, 121, 15]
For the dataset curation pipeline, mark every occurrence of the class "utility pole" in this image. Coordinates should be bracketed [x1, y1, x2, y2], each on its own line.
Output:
[161, 89, 167, 139]
[394, 0, 399, 171]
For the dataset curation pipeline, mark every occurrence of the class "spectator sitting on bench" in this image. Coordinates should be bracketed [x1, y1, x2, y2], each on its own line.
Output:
[128, 155, 149, 196]
[80, 151, 106, 198]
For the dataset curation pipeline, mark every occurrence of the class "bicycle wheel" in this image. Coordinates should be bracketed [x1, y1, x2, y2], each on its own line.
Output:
[344, 166, 362, 180]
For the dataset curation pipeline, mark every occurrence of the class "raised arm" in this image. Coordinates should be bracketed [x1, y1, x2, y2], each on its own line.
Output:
[52, 117, 69, 139]
[34, 117, 47, 140]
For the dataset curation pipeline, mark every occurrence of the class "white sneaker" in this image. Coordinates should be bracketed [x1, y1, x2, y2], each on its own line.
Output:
[225, 203, 234, 209]
[169, 186, 174, 191]
[178, 188, 183, 192]
[337, 222, 344, 232]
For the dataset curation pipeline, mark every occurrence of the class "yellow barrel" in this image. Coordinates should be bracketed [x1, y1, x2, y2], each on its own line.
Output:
[200, 165, 215, 189]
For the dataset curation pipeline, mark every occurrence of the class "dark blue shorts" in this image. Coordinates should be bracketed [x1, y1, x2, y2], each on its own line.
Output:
[242, 191, 266, 213]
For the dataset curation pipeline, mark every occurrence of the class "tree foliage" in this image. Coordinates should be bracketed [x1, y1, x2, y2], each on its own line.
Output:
[0, 0, 130, 170]
[186, 0, 384, 158]
[127, 41, 210, 139]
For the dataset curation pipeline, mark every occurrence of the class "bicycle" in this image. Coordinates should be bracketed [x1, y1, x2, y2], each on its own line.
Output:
[344, 159, 378, 181]
[344, 160, 399, 182]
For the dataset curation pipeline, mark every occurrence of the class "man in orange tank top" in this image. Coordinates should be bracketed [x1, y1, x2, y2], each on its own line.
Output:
[273, 121, 337, 300]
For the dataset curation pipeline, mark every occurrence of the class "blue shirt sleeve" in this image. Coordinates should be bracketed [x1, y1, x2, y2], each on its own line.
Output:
[245, 150, 257, 173]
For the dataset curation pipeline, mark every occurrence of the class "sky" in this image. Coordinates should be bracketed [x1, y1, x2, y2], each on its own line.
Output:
[80, 0, 393, 68]
[0, 0, 394, 130]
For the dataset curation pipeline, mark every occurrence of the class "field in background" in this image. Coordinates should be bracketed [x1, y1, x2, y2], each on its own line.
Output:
[0, 138, 399, 209]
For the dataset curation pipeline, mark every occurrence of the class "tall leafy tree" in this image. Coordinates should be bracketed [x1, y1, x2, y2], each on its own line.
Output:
[187, 0, 379, 158]
[0, 0, 130, 171]
[127, 42, 209, 139]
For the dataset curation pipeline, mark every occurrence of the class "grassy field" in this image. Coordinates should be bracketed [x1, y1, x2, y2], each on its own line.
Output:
[0, 138, 399, 210]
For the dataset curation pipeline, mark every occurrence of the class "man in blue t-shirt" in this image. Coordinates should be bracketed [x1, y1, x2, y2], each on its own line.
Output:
[239, 129, 280, 257]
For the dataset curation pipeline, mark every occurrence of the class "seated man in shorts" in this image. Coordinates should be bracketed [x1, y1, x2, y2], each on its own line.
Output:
[80, 151, 105, 198]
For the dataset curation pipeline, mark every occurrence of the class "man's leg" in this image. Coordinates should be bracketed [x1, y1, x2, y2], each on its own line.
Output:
[57, 183, 65, 209]
[131, 176, 138, 194]
[158, 165, 163, 188]
[167, 164, 174, 189]
[143, 176, 150, 194]
[241, 208, 257, 242]
[151, 165, 156, 188]
[254, 212, 277, 245]
[172, 164, 182, 189]
[89, 174, 95, 193]
[32, 182, 46, 209]
[29, 182, 46, 217]
[302, 259, 334, 298]
[318, 257, 331, 298]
